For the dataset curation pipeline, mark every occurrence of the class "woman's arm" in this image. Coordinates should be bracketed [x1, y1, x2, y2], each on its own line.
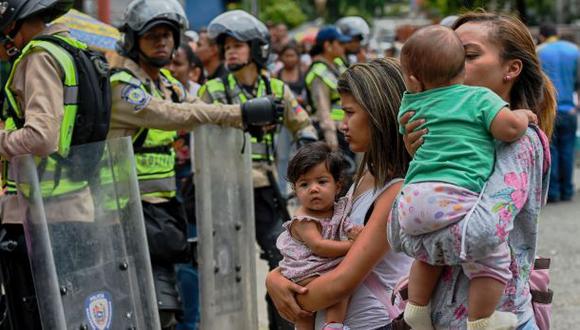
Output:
[296, 181, 403, 311]
[389, 129, 541, 265]
[265, 268, 312, 322]
[294, 220, 352, 258]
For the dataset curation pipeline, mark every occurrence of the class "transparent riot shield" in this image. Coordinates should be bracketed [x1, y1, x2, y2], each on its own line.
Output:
[12, 137, 160, 330]
[194, 126, 258, 329]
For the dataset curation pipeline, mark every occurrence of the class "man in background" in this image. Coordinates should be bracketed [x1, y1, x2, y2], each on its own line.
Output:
[538, 23, 580, 202]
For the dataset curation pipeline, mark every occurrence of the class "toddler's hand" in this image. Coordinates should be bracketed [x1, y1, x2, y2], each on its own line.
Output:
[347, 225, 363, 241]
[513, 109, 538, 125]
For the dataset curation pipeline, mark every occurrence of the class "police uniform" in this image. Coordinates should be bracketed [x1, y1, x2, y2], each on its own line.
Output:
[108, 55, 247, 322]
[108, 57, 242, 143]
[0, 24, 94, 222]
[199, 72, 317, 268]
[0, 23, 94, 330]
[334, 56, 350, 73]
[305, 59, 344, 149]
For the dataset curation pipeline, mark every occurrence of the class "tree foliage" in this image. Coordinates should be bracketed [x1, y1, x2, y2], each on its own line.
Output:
[252, 0, 575, 26]
[425, 0, 575, 24]
[259, 1, 308, 28]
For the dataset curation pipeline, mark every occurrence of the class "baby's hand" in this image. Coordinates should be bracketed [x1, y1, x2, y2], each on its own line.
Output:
[513, 109, 538, 125]
[347, 225, 363, 241]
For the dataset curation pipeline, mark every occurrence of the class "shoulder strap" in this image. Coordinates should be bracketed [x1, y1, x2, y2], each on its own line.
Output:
[363, 178, 404, 225]
[221, 74, 233, 104]
[110, 68, 142, 87]
[261, 74, 273, 96]
[160, 68, 184, 103]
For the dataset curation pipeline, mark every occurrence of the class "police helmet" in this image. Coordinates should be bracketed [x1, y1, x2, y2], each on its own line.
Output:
[0, 0, 73, 33]
[208, 10, 270, 68]
[118, 0, 189, 59]
[336, 16, 371, 45]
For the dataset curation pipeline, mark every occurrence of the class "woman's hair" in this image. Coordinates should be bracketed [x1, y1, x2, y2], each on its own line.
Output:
[179, 42, 206, 82]
[309, 42, 324, 57]
[280, 42, 300, 57]
[453, 11, 556, 139]
[337, 58, 411, 188]
[287, 142, 347, 187]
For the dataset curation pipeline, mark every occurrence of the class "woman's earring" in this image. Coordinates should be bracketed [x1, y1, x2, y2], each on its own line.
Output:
[503, 75, 512, 82]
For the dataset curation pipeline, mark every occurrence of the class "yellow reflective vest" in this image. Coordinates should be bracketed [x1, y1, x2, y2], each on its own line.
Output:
[110, 68, 184, 199]
[305, 61, 344, 122]
[199, 73, 285, 162]
[1, 36, 88, 197]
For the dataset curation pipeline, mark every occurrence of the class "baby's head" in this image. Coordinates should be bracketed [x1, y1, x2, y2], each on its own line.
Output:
[400, 25, 465, 92]
[287, 142, 347, 212]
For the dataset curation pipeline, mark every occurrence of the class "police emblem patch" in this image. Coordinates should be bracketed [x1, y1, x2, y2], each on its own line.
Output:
[84, 291, 113, 330]
[121, 85, 151, 111]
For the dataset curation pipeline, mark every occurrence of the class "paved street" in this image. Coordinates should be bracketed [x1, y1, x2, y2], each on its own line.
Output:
[256, 168, 580, 330]
[536, 167, 580, 329]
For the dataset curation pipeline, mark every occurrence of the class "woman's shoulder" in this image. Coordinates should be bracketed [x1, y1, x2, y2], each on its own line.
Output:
[375, 178, 405, 198]
[508, 126, 550, 174]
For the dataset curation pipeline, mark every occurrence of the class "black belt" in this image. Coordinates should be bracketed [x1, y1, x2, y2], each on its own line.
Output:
[134, 146, 172, 154]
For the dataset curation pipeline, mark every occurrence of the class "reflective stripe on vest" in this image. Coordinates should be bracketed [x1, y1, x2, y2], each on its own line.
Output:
[305, 61, 344, 121]
[334, 57, 349, 74]
[202, 73, 285, 161]
[110, 69, 180, 198]
[1, 36, 87, 196]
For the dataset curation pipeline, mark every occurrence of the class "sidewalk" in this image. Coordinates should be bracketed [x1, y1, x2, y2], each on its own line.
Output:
[536, 166, 580, 329]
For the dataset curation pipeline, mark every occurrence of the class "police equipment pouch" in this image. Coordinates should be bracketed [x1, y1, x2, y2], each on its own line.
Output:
[33, 35, 112, 181]
[142, 199, 190, 264]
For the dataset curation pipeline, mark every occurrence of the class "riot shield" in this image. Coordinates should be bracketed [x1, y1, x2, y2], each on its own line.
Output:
[194, 126, 258, 329]
[12, 137, 160, 330]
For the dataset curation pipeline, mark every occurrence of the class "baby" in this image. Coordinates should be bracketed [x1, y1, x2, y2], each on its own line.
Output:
[276, 142, 362, 330]
[396, 25, 538, 330]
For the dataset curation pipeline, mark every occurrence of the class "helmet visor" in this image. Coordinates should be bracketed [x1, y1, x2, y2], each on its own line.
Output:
[207, 10, 268, 44]
[123, 0, 188, 33]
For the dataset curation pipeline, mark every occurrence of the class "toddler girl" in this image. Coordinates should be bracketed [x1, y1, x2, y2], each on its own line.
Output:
[276, 142, 361, 330]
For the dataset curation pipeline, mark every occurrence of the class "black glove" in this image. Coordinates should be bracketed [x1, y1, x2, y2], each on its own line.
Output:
[241, 96, 284, 129]
[246, 124, 265, 141]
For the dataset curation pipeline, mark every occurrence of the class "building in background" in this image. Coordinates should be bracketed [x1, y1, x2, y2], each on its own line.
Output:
[79, 0, 227, 31]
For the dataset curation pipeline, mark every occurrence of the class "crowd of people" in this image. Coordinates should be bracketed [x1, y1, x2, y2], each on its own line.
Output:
[0, 0, 578, 329]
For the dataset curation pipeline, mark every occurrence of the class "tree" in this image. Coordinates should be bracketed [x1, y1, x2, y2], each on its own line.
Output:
[259, 1, 308, 28]
[424, 0, 562, 24]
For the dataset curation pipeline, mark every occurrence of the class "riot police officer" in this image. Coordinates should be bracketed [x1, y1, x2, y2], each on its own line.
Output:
[198, 10, 317, 330]
[304, 26, 357, 189]
[0, 0, 96, 328]
[110, 1, 282, 329]
[336, 16, 370, 67]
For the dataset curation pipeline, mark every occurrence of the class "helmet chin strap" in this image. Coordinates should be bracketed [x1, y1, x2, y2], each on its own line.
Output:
[2, 21, 24, 62]
[227, 61, 250, 72]
[2, 36, 20, 62]
[138, 50, 173, 68]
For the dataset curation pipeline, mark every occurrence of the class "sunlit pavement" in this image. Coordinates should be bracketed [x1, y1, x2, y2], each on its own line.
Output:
[536, 167, 580, 329]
